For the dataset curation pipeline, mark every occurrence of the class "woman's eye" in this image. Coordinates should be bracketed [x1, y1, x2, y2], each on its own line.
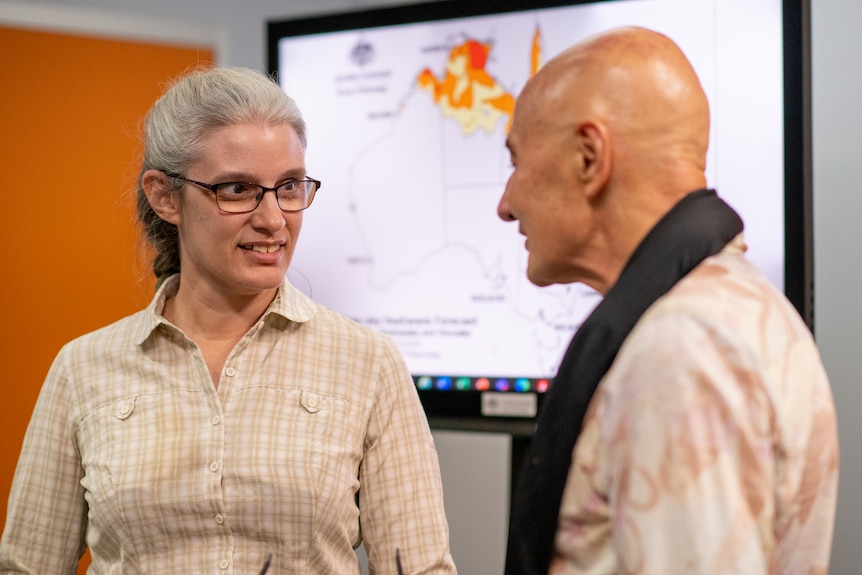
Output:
[224, 183, 256, 196]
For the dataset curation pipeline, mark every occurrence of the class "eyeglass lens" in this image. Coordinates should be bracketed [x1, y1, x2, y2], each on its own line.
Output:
[214, 180, 317, 213]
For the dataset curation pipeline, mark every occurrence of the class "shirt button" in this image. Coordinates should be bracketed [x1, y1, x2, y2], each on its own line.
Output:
[214, 513, 224, 525]
[211, 415, 221, 426]
[120, 404, 131, 415]
[225, 367, 236, 377]
[210, 461, 219, 473]
[308, 396, 318, 408]
[219, 558, 229, 569]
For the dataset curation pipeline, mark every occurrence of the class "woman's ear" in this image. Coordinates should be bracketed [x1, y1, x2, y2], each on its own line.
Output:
[142, 169, 181, 225]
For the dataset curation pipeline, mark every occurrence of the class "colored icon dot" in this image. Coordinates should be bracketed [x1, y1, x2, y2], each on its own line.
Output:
[455, 377, 471, 391]
[435, 377, 452, 390]
[536, 379, 550, 393]
[475, 377, 490, 391]
[514, 378, 531, 392]
[494, 378, 511, 392]
[416, 376, 433, 390]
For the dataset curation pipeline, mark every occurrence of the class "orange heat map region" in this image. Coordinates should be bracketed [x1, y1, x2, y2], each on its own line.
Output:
[417, 29, 543, 135]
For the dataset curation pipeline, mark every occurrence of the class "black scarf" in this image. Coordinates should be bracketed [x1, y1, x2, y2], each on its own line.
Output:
[504, 189, 743, 575]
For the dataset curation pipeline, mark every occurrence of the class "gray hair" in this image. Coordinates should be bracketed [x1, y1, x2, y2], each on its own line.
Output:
[136, 66, 307, 284]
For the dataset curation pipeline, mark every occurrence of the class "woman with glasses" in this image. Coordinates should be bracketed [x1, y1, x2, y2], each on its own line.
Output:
[0, 67, 456, 574]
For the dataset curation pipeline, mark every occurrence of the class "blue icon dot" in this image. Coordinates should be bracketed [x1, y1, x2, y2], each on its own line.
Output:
[435, 377, 452, 390]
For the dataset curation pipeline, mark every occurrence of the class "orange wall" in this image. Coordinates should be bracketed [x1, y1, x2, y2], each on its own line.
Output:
[0, 25, 213, 571]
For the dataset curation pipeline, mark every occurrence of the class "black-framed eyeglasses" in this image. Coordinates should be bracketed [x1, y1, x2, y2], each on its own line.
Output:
[164, 171, 321, 214]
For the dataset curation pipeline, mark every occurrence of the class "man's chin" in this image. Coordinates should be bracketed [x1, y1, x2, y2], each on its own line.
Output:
[527, 265, 582, 288]
[526, 268, 555, 288]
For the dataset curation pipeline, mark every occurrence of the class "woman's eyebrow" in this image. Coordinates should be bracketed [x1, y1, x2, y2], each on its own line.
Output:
[210, 168, 307, 182]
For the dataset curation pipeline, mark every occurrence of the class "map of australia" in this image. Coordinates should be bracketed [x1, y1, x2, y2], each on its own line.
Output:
[282, 21, 608, 379]
[417, 28, 543, 134]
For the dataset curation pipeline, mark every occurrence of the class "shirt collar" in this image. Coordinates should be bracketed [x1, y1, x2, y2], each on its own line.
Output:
[131, 274, 317, 345]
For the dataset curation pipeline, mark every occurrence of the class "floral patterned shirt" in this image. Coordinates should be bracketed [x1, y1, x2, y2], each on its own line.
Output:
[551, 236, 838, 575]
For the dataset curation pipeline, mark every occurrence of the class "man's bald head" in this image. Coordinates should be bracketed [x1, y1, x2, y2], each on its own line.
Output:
[517, 26, 709, 197]
[499, 27, 712, 293]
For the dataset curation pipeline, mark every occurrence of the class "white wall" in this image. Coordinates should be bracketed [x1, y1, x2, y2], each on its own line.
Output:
[0, 0, 420, 69]
[811, 1, 862, 573]
[2, 0, 860, 572]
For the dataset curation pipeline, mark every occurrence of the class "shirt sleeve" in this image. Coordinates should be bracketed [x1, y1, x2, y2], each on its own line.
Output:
[357, 336, 457, 575]
[0, 347, 88, 574]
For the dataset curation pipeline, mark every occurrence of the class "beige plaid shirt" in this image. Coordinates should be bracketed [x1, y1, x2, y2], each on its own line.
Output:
[0, 276, 456, 574]
[551, 237, 839, 574]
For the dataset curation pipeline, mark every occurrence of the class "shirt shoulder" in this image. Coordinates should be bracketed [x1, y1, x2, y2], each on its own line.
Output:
[626, 247, 820, 375]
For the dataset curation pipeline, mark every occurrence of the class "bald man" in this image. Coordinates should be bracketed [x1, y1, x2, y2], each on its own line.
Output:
[500, 27, 838, 575]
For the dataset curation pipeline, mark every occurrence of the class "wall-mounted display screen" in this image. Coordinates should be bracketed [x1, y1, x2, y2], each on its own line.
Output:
[268, 0, 811, 432]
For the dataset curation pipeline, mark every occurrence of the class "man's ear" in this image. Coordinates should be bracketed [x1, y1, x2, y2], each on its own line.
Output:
[142, 169, 181, 225]
[575, 121, 611, 199]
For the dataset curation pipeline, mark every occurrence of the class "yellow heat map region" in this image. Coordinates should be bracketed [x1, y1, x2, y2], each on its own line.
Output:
[417, 28, 543, 135]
